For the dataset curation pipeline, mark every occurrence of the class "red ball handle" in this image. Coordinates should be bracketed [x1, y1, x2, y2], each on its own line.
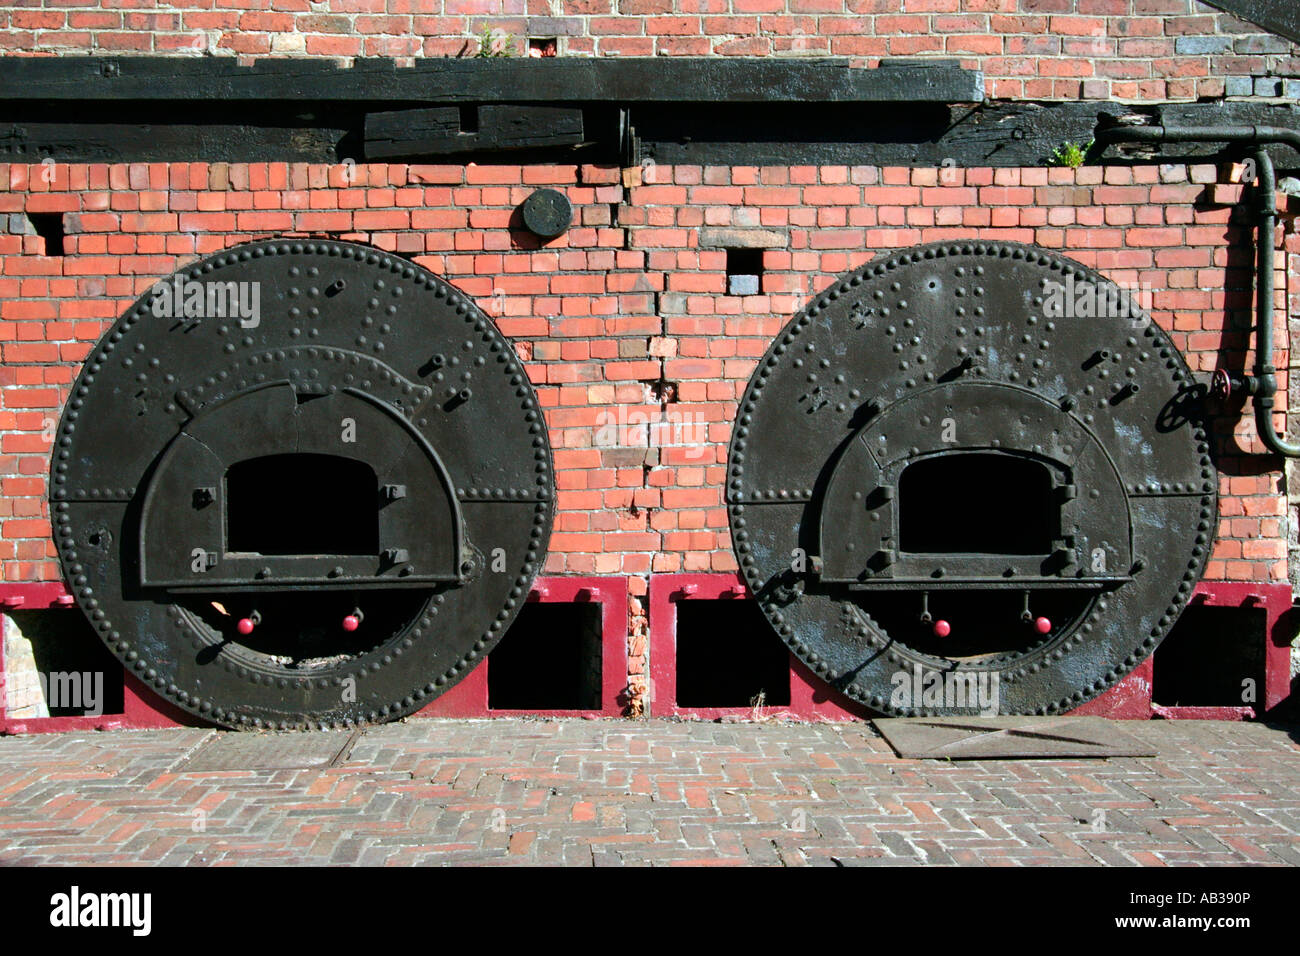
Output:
[932, 619, 951, 638]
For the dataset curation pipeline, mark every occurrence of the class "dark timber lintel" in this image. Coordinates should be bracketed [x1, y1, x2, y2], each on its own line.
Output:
[1, 57, 1297, 168]
[0, 56, 986, 104]
[364, 105, 587, 160]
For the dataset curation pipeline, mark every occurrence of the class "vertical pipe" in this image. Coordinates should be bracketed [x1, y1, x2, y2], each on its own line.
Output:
[1251, 148, 1300, 456]
[1096, 125, 1300, 456]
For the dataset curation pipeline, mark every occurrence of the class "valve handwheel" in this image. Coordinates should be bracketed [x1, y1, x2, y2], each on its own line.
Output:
[1210, 368, 1233, 404]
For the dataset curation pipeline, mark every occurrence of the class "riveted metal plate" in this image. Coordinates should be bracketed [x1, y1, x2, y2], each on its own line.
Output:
[52, 239, 555, 731]
[728, 240, 1216, 717]
[872, 716, 1155, 759]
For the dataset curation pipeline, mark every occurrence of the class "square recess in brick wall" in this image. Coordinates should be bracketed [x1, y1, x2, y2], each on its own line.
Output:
[0, 584, 190, 735]
[417, 576, 630, 719]
[648, 574, 869, 721]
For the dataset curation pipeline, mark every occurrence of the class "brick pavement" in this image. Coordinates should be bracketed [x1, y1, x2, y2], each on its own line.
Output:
[0, 719, 1296, 866]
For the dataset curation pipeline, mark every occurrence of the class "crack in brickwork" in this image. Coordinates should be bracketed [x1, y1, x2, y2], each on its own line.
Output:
[626, 592, 649, 715]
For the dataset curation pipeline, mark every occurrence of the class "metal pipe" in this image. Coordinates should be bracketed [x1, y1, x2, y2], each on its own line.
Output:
[1095, 124, 1300, 457]
[1251, 148, 1300, 455]
[1096, 124, 1300, 152]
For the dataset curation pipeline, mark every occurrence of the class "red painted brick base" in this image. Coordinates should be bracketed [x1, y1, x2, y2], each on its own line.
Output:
[0, 582, 194, 733]
[647, 572, 871, 720]
[647, 574, 1293, 723]
[0, 577, 629, 732]
[2, 575, 1292, 732]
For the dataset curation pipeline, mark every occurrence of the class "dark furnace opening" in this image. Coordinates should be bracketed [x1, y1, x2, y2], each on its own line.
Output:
[899, 452, 1055, 556]
[225, 453, 380, 556]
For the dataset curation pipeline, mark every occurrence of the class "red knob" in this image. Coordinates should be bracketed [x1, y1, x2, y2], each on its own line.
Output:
[932, 619, 951, 638]
[1034, 616, 1052, 634]
[236, 617, 256, 635]
[342, 614, 361, 632]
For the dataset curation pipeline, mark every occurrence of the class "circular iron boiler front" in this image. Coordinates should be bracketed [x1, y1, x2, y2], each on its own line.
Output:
[52, 239, 554, 730]
[728, 241, 1216, 716]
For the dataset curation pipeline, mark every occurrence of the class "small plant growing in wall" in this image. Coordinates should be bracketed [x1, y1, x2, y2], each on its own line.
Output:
[476, 27, 516, 58]
[1048, 139, 1094, 169]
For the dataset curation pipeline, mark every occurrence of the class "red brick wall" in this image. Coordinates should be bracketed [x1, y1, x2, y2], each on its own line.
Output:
[1, 0, 1297, 102]
[0, 158, 1292, 589]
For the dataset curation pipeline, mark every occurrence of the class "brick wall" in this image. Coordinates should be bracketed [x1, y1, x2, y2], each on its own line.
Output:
[1, 0, 1298, 102]
[0, 157, 1293, 592]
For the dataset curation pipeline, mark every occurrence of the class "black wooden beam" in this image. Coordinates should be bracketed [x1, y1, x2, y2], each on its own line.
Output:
[0, 56, 986, 105]
[639, 100, 1300, 168]
[4, 99, 1298, 168]
[0, 121, 345, 164]
[365, 105, 586, 160]
[1, 56, 1295, 168]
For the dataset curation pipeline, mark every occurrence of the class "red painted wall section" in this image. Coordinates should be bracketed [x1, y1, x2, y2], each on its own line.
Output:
[2, 575, 1291, 730]
[0, 582, 195, 733]
[647, 572, 873, 720]
[0, 576, 628, 731]
[647, 575, 1293, 721]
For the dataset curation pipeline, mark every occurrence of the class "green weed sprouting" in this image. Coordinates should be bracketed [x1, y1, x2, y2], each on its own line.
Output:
[476, 27, 515, 58]
[1048, 138, 1094, 169]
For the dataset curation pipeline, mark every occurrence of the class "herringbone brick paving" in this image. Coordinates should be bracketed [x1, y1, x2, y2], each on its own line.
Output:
[0, 719, 1296, 866]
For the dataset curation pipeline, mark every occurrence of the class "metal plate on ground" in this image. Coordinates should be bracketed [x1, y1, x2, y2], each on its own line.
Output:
[177, 730, 359, 772]
[872, 717, 1155, 760]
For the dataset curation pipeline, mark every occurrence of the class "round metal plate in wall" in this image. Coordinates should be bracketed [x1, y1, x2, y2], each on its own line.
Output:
[727, 240, 1216, 717]
[51, 238, 555, 731]
[521, 188, 573, 239]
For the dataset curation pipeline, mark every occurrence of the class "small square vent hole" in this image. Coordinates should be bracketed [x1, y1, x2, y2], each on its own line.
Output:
[726, 248, 763, 296]
[675, 599, 790, 708]
[26, 212, 65, 256]
[1153, 604, 1266, 708]
[489, 602, 603, 710]
[4, 609, 125, 718]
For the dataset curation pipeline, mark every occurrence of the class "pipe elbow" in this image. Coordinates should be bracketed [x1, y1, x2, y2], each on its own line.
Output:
[1253, 396, 1300, 458]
